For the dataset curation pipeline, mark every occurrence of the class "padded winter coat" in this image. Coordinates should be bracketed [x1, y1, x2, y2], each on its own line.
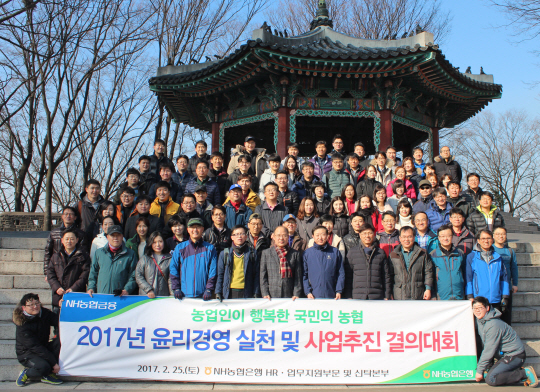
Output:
[344, 244, 391, 299]
[388, 244, 434, 300]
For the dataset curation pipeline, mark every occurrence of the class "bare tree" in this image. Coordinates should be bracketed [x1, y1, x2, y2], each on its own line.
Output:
[266, 0, 452, 44]
[150, 0, 268, 151]
[446, 110, 540, 217]
[491, 0, 540, 40]
[0, 0, 156, 228]
[0, 0, 41, 25]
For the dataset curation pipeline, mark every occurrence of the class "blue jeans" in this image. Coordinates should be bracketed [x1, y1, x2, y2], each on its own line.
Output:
[486, 352, 526, 386]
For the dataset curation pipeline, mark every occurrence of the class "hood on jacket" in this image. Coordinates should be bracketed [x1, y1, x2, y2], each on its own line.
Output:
[478, 307, 502, 325]
[12, 306, 39, 326]
[79, 191, 105, 206]
[477, 205, 498, 219]
[428, 199, 452, 212]
[434, 155, 456, 164]
[232, 145, 266, 157]
[369, 158, 395, 169]
[378, 230, 399, 239]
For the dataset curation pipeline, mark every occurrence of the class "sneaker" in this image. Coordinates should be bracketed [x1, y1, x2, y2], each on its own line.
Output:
[15, 368, 28, 387]
[524, 366, 539, 388]
[41, 374, 63, 385]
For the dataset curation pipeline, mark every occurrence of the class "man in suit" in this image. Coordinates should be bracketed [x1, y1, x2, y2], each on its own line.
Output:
[260, 226, 303, 300]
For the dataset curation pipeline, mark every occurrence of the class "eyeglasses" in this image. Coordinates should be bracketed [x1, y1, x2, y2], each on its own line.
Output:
[472, 306, 485, 311]
[212, 213, 225, 217]
[479, 238, 492, 241]
[25, 302, 41, 308]
[183, 201, 195, 205]
[231, 233, 246, 237]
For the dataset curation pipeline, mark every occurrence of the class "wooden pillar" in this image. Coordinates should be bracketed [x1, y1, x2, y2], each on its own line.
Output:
[378, 110, 393, 152]
[211, 122, 221, 153]
[431, 127, 440, 161]
[277, 107, 291, 157]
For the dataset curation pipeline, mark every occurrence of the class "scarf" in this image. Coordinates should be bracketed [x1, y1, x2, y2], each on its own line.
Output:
[109, 244, 121, 255]
[230, 200, 241, 212]
[346, 198, 356, 214]
[275, 246, 292, 279]
[232, 242, 248, 256]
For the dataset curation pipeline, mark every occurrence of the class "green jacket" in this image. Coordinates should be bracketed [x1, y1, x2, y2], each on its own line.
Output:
[323, 169, 353, 198]
[126, 234, 142, 258]
[87, 244, 138, 294]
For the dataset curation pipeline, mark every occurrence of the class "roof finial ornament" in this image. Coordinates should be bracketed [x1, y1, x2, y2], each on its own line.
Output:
[310, 0, 334, 30]
[480, 67, 485, 74]
[466, 66, 472, 74]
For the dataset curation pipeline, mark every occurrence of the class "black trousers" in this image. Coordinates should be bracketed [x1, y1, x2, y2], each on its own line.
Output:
[485, 352, 526, 386]
[501, 294, 513, 325]
[230, 289, 244, 299]
[19, 337, 60, 378]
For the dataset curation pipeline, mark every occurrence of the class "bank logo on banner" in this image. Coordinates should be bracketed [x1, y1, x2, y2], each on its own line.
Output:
[58, 293, 477, 385]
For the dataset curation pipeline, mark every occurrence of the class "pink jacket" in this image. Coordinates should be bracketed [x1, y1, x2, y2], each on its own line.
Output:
[386, 178, 417, 200]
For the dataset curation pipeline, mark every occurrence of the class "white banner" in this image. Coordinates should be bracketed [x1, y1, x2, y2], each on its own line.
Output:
[59, 293, 477, 384]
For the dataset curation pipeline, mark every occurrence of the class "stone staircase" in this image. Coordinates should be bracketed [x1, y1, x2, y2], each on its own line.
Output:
[500, 212, 540, 234]
[2, 235, 540, 382]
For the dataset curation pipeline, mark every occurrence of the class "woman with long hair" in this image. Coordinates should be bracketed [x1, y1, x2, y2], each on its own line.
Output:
[329, 196, 349, 238]
[386, 166, 417, 201]
[283, 155, 302, 188]
[296, 197, 320, 242]
[358, 194, 383, 232]
[126, 216, 149, 259]
[135, 231, 172, 298]
[395, 200, 414, 230]
[356, 165, 382, 199]
[341, 184, 358, 216]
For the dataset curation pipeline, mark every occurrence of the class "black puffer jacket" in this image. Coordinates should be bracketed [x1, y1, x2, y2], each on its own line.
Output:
[356, 178, 382, 198]
[466, 207, 505, 236]
[464, 187, 483, 209]
[139, 171, 158, 195]
[13, 306, 58, 367]
[277, 189, 300, 216]
[227, 169, 260, 193]
[188, 153, 211, 174]
[333, 213, 349, 238]
[248, 233, 271, 258]
[44, 223, 89, 276]
[208, 167, 229, 202]
[46, 248, 91, 306]
[203, 226, 232, 254]
[343, 231, 361, 253]
[315, 197, 331, 215]
[448, 195, 473, 218]
[344, 245, 391, 299]
[433, 155, 462, 183]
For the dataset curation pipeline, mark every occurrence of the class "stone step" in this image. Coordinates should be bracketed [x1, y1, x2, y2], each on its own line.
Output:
[0, 340, 15, 359]
[517, 253, 540, 265]
[0, 237, 47, 250]
[0, 305, 15, 321]
[524, 339, 540, 357]
[514, 292, 540, 307]
[0, 289, 51, 305]
[0, 275, 49, 290]
[0, 261, 44, 275]
[0, 359, 20, 382]
[513, 323, 540, 339]
[511, 243, 540, 253]
[0, 322, 14, 340]
[520, 279, 540, 292]
[525, 357, 540, 375]
[513, 307, 540, 323]
[0, 249, 44, 262]
[519, 266, 540, 278]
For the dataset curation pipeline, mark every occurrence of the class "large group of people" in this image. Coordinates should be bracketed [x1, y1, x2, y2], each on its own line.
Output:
[13, 134, 538, 388]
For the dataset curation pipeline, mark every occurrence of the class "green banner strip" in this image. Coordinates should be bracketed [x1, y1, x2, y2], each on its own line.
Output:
[383, 355, 477, 383]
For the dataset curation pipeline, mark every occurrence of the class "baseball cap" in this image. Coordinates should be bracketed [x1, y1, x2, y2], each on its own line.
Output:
[419, 179, 432, 188]
[106, 225, 123, 236]
[229, 184, 242, 192]
[187, 218, 204, 227]
[245, 136, 256, 142]
[283, 214, 296, 222]
[248, 213, 262, 222]
[194, 185, 207, 193]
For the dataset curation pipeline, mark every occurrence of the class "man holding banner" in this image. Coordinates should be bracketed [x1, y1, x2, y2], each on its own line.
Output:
[169, 217, 217, 300]
[303, 225, 345, 299]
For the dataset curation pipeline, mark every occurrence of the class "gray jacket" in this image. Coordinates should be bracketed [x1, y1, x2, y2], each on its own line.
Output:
[135, 254, 173, 296]
[260, 247, 303, 298]
[476, 308, 525, 373]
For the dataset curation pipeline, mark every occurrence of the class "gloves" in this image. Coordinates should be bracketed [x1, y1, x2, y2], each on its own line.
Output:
[501, 299, 508, 313]
[203, 289, 212, 301]
[112, 289, 122, 297]
[216, 293, 223, 302]
[174, 289, 184, 300]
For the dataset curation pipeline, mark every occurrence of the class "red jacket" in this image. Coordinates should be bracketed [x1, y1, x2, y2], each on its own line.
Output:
[386, 178, 417, 200]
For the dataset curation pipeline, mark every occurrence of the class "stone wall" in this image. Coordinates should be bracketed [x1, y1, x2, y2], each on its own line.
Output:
[0, 212, 62, 231]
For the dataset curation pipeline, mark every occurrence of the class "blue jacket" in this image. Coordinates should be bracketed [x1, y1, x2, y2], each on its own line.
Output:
[170, 239, 217, 298]
[223, 201, 253, 229]
[184, 177, 220, 205]
[415, 229, 438, 254]
[303, 243, 345, 299]
[291, 175, 320, 200]
[425, 200, 452, 232]
[430, 245, 466, 300]
[466, 245, 510, 303]
[171, 171, 194, 194]
[414, 161, 426, 177]
[494, 245, 519, 287]
[215, 247, 259, 299]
